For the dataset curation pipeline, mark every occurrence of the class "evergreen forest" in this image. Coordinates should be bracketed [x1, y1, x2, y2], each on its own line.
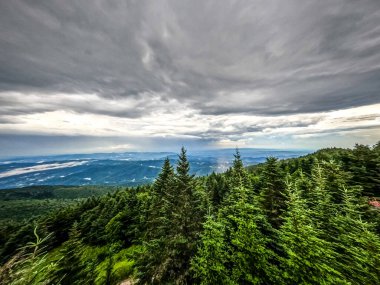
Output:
[1, 143, 380, 285]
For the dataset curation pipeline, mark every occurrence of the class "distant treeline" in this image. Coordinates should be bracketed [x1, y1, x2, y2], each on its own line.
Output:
[0, 185, 121, 223]
[0, 142, 380, 284]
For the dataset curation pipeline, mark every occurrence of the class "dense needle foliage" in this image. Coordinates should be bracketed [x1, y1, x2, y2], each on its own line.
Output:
[1, 142, 380, 284]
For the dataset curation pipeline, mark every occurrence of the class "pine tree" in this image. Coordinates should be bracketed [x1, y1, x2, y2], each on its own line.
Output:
[259, 157, 287, 229]
[308, 161, 335, 233]
[137, 147, 205, 284]
[146, 157, 175, 239]
[348, 143, 380, 196]
[137, 158, 176, 284]
[191, 215, 229, 284]
[332, 185, 380, 284]
[205, 172, 228, 208]
[228, 148, 251, 189]
[319, 159, 351, 204]
[279, 178, 344, 284]
[192, 185, 280, 284]
[154, 158, 175, 195]
[165, 146, 204, 283]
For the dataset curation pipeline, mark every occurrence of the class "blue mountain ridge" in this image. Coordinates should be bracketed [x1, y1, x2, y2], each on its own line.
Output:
[0, 149, 311, 189]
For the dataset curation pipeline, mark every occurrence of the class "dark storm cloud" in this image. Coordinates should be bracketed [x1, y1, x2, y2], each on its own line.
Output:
[0, 0, 380, 118]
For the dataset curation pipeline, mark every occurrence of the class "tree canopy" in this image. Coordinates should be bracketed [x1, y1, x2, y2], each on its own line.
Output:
[1, 143, 380, 285]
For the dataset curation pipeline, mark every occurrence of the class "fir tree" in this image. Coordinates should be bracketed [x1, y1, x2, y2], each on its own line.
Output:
[192, 186, 280, 285]
[165, 147, 204, 283]
[154, 158, 175, 194]
[137, 158, 175, 284]
[146, 157, 175, 239]
[191, 215, 229, 284]
[138, 147, 204, 284]
[279, 178, 343, 284]
[320, 159, 351, 204]
[228, 148, 251, 189]
[332, 186, 380, 284]
[259, 157, 287, 229]
[308, 161, 335, 233]
[348, 143, 380, 196]
[205, 172, 228, 208]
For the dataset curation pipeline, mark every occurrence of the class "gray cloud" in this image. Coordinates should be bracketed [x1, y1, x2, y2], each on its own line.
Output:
[339, 114, 379, 123]
[0, 0, 379, 119]
[178, 116, 327, 141]
[0, 117, 21, 124]
[0, 92, 179, 118]
[0, 133, 216, 158]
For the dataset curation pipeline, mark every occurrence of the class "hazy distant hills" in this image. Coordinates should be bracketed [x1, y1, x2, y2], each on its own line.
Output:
[0, 149, 310, 189]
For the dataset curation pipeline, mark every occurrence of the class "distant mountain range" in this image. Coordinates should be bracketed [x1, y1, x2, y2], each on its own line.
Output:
[0, 149, 311, 189]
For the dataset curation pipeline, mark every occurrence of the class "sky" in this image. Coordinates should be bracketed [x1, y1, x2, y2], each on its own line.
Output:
[0, 0, 380, 157]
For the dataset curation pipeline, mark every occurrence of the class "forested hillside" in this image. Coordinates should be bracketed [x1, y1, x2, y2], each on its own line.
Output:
[0, 186, 121, 223]
[1, 143, 380, 285]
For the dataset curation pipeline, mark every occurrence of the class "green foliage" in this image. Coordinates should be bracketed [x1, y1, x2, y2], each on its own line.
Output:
[346, 143, 380, 196]
[205, 172, 228, 208]
[193, 186, 280, 284]
[0, 185, 120, 223]
[112, 259, 134, 282]
[1, 143, 380, 285]
[137, 158, 176, 283]
[228, 149, 251, 189]
[279, 178, 343, 284]
[137, 147, 206, 284]
[0, 225, 56, 285]
[191, 216, 228, 284]
[49, 222, 85, 284]
[259, 157, 287, 229]
[0, 199, 75, 223]
[331, 186, 380, 284]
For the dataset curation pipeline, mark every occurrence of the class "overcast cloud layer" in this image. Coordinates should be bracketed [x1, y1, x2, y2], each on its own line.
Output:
[0, 0, 380, 156]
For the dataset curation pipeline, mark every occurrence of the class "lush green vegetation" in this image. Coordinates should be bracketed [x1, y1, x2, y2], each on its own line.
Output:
[0, 185, 121, 223]
[1, 143, 380, 284]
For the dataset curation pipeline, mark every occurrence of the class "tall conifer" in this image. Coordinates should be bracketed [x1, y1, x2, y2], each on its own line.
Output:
[260, 157, 287, 228]
[332, 186, 380, 284]
[279, 178, 343, 284]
